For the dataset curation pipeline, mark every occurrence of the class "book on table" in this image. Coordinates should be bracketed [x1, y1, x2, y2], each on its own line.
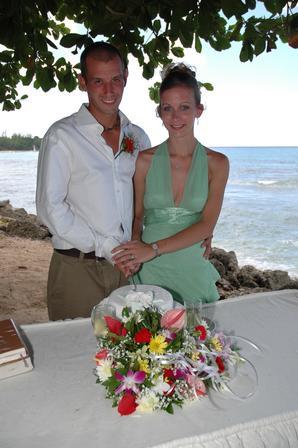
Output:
[0, 318, 33, 379]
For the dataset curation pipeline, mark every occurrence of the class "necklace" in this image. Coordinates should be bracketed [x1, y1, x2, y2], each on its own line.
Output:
[103, 115, 120, 132]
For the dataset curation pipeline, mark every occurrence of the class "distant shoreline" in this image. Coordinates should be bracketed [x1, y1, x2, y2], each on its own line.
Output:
[0, 148, 39, 152]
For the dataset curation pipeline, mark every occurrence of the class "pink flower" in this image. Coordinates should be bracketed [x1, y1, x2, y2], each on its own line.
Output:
[186, 374, 206, 397]
[114, 370, 146, 394]
[160, 309, 186, 331]
[118, 392, 137, 415]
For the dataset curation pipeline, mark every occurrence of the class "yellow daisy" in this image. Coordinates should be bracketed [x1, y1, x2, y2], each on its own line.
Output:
[191, 351, 201, 361]
[149, 335, 168, 354]
[138, 358, 150, 374]
[211, 336, 223, 352]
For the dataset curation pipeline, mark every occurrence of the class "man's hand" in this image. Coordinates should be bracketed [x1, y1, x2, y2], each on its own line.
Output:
[114, 259, 141, 278]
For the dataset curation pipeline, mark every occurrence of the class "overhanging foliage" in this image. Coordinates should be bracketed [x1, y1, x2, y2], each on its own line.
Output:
[0, 0, 297, 110]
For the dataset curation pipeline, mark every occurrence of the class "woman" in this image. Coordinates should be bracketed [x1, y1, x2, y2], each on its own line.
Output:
[112, 63, 229, 303]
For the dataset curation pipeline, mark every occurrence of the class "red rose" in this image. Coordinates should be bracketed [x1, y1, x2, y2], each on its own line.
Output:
[95, 349, 109, 361]
[134, 328, 152, 344]
[118, 392, 137, 416]
[104, 316, 124, 336]
[195, 325, 207, 341]
[216, 356, 225, 373]
[123, 137, 134, 154]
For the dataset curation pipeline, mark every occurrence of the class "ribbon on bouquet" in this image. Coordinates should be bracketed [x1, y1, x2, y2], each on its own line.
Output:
[151, 333, 261, 401]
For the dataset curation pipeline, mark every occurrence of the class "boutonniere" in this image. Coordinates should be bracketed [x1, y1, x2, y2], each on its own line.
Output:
[115, 134, 138, 159]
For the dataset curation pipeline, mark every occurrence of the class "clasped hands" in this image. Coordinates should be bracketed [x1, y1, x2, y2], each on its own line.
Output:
[112, 236, 213, 278]
[112, 240, 153, 278]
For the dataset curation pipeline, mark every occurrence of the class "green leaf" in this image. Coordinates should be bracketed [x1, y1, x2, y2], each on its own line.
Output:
[240, 42, 254, 62]
[55, 57, 67, 69]
[195, 35, 202, 53]
[142, 62, 154, 80]
[60, 33, 83, 48]
[171, 46, 184, 57]
[254, 37, 266, 56]
[46, 37, 58, 50]
[36, 66, 56, 92]
[149, 82, 160, 104]
[0, 51, 13, 63]
[222, 0, 248, 19]
[3, 100, 15, 111]
[244, 0, 256, 8]
[152, 19, 161, 33]
[200, 82, 214, 91]
[263, 0, 284, 15]
[165, 403, 174, 414]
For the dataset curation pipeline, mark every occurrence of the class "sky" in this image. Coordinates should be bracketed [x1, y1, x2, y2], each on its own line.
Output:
[0, 13, 298, 147]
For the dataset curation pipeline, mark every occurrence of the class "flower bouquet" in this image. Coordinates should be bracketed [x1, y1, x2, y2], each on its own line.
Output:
[93, 306, 242, 415]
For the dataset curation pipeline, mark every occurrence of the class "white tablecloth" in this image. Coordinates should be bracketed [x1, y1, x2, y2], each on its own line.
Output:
[1, 290, 298, 448]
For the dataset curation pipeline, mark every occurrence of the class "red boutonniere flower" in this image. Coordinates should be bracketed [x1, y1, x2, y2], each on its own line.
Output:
[115, 134, 138, 159]
[122, 136, 134, 154]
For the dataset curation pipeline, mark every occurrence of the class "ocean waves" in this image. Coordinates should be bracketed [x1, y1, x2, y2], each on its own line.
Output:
[1, 147, 298, 278]
[229, 178, 298, 188]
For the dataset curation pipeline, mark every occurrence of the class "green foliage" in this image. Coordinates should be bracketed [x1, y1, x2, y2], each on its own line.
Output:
[0, 134, 41, 151]
[0, 0, 295, 110]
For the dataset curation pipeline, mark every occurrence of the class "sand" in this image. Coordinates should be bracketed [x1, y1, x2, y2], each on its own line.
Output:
[0, 233, 52, 325]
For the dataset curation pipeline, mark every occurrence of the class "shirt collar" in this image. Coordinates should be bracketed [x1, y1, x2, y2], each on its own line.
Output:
[76, 104, 130, 131]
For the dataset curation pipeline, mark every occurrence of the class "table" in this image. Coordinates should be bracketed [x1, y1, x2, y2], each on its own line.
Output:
[1, 290, 298, 448]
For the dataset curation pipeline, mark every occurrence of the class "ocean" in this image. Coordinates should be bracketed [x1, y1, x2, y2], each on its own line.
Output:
[0, 147, 297, 278]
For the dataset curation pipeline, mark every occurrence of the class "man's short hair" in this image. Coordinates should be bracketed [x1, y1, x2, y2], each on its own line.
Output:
[80, 41, 127, 77]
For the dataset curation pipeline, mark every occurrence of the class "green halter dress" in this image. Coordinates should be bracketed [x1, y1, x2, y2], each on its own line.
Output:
[133, 140, 220, 304]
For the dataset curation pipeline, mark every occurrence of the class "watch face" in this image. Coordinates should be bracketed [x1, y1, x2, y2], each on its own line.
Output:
[151, 243, 159, 256]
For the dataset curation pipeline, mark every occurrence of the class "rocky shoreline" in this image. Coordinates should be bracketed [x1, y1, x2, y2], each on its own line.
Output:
[1, 199, 297, 302]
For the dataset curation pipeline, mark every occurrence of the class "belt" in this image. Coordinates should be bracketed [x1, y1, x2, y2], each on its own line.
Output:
[55, 248, 105, 261]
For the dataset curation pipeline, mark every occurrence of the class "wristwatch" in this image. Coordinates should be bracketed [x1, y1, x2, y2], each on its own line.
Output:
[151, 242, 160, 258]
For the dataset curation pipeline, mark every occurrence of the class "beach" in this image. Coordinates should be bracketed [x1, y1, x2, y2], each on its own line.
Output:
[0, 232, 51, 324]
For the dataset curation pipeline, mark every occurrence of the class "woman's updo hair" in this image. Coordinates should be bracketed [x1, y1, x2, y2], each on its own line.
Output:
[158, 63, 202, 115]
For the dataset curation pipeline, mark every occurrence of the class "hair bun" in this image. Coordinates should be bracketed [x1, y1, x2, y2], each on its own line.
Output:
[161, 62, 197, 81]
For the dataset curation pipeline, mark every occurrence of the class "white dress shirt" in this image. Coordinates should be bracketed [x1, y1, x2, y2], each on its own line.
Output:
[36, 104, 150, 262]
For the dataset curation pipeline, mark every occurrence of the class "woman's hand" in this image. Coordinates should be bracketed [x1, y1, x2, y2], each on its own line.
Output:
[112, 240, 156, 270]
[201, 235, 213, 259]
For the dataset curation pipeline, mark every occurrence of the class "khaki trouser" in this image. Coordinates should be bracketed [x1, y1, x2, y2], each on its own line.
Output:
[47, 250, 128, 320]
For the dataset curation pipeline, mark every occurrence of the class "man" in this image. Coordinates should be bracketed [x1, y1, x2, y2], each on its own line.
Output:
[36, 42, 150, 320]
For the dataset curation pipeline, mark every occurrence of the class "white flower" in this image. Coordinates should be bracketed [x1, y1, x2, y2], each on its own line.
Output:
[137, 390, 160, 413]
[96, 359, 113, 381]
[151, 376, 171, 394]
